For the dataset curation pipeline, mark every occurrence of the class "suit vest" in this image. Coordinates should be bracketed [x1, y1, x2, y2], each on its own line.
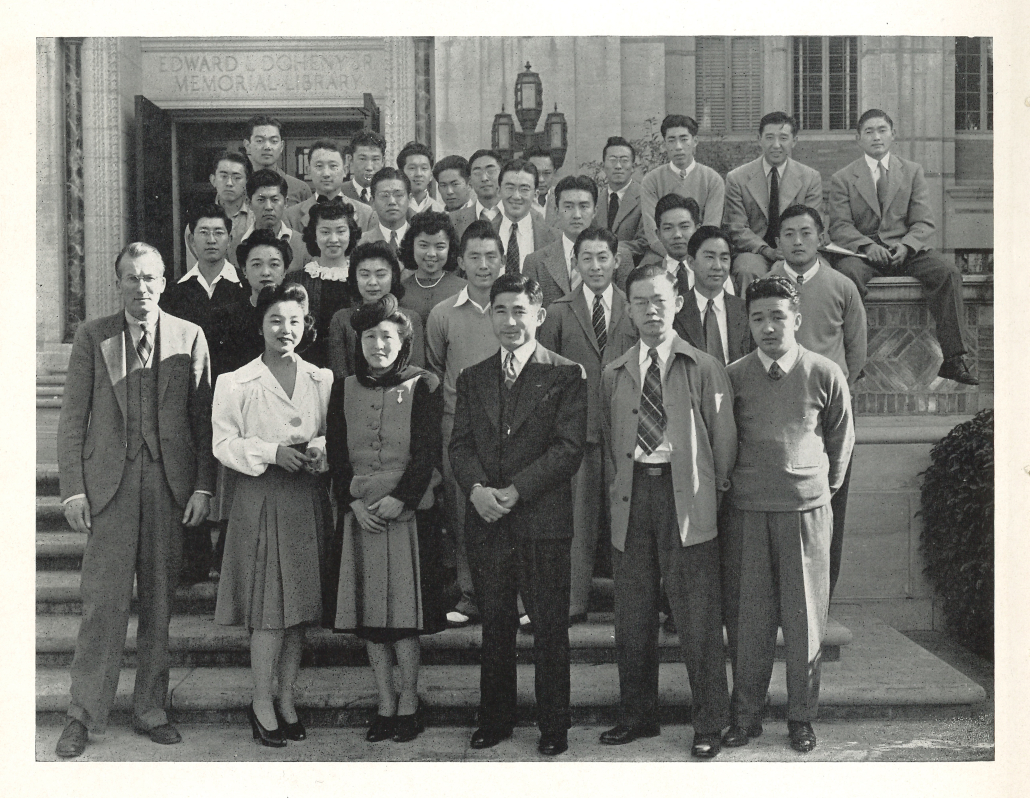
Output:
[124, 325, 160, 461]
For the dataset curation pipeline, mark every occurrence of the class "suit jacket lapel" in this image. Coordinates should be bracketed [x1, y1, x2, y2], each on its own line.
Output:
[506, 346, 557, 437]
[676, 294, 705, 350]
[854, 161, 880, 218]
[545, 243, 571, 295]
[570, 291, 601, 356]
[780, 160, 802, 209]
[747, 159, 770, 218]
[610, 185, 638, 231]
[726, 297, 749, 361]
[157, 311, 172, 400]
[474, 355, 502, 430]
[882, 156, 903, 213]
[100, 316, 128, 425]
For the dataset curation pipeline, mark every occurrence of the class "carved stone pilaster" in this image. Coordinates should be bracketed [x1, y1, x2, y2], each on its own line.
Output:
[383, 37, 416, 165]
[414, 37, 433, 148]
[37, 38, 66, 351]
[63, 38, 85, 340]
[81, 37, 128, 320]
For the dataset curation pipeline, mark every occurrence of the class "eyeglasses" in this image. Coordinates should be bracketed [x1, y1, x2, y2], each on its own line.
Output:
[501, 184, 535, 197]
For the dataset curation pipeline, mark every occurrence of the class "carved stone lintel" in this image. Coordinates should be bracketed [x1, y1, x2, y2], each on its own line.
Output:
[63, 38, 85, 341]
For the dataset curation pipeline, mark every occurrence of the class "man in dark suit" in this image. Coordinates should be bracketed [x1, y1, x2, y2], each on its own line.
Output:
[340, 129, 386, 206]
[828, 108, 977, 385]
[723, 111, 824, 293]
[284, 140, 374, 234]
[450, 149, 504, 240]
[673, 226, 753, 365]
[55, 243, 216, 757]
[449, 273, 587, 756]
[364, 166, 413, 255]
[538, 227, 637, 623]
[595, 136, 648, 264]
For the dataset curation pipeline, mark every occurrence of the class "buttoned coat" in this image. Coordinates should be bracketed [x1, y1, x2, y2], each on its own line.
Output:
[723, 157, 824, 253]
[58, 310, 216, 514]
[600, 335, 736, 550]
[672, 291, 753, 365]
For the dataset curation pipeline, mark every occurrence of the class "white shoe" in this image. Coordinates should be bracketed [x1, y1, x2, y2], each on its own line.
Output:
[447, 610, 471, 626]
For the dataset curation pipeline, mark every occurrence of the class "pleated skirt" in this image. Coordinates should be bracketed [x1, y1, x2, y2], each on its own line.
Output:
[215, 467, 329, 630]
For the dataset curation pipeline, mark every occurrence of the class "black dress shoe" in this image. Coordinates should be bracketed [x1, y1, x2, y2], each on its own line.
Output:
[599, 722, 661, 745]
[691, 732, 721, 759]
[787, 720, 817, 753]
[273, 700, 306, 741]
[470, 726, 513, 749]
[55, 719, 88, 758]
[248, 703, 286, 748]
[938, 355, 979, 386]
[537, 731, 568, 756]
[131, 718, 182, 745]
[721, 722, 763, 747]
[393, 699, 426, 743]
[662, 615, 677, 636]
[366, 714, 397, 742]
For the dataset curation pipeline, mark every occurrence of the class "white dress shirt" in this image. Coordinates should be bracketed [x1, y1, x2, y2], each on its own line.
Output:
[212, 356, 333, 477]
[379, 221, 409, 247]
[498, 213, 536, 271]
[756, 343, 801, 376]
[475, 200, 501, 222]
[634, 335, 676, 463]
[561, 234, 582, 290]
[178, 259, 240, 299]
[782, 259, 822, 284]
[864, 151, 892, 185]
[668, 160, 697, 180]
[663, 255, 735, 295]
[410, 193, 445, 214]
[693, 288, 729, 364]
[582, 283, 614, 332]
[352, 178, 372, 203]
[763, 159, 787, 183]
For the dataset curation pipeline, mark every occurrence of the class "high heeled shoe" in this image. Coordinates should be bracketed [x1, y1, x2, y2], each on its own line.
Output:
[248, 703, 286, 748]
[366, 714, 397, 742]
[393, 698, 426, 743]
[273, 699, 306, 741]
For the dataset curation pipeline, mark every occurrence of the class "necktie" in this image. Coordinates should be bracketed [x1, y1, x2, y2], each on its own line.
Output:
[568, 251, 582, 292]
[607, 191, 620, 231]
[637, 348, 666, 455]
[537, 193, 547, 207]
[360, 186, 369, 203]
[876, 161, 888, 214]
[764, 166, 781, 249]
[503, 350, 518, 389]
[592, 293, 607, 353]
[389, 230, 399, 251]
[676, 261, 688, 294]
[505, 223, 521, 276]
[136, 323, 152, 366]
[768, 361, 784, 380]
[704, 298, 726, 364]
[796, 274, 805, 286]
[479, 208, 490, 222]
[679, 168, 688, 180]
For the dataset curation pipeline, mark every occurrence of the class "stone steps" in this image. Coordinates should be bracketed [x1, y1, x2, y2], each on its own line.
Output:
[33, 614, 986, 726]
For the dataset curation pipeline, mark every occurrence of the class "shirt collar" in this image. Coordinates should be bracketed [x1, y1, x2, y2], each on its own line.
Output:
[783, 259, 821, 283]
[756, 343, 800, 374]
[475, 200, 500, 219]
[668, 160, 697, 179]
[638, 335, 676, 368]
[217, 198, 251, 220]
[453, 285, 489, 313]
[501, 339, 536, 368]
[664, 255, 693, 288]
[864, 151, 891, 173]
[352, 178, 371, 199]
[583, 282, 614, 309]
[612, 183, 631, 201]
[124, 309, 157, 334]
[561, 234, 576, 263]
[178, 259, 240, 287]
[243, 221, 291, 241]
[763, 158, 788, 179]
[379, 221, 408, 242]
[502, 212, 530, 233]
[694, 287, 724, 313]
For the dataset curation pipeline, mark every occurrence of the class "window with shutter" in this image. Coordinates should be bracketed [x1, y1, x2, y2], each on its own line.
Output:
[696, 36, 762, 135]
[792, 36, 858, 131]
[955, 37, 993, 132]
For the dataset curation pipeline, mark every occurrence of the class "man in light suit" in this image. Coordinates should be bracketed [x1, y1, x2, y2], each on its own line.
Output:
[538, 227, 637, 624]
[599, 262, 735, 757]
[595, 136, 648, 264]
[828, 109, 978, 385]
[450, 273, 587, 756]
[524, 175, 630, 308]
[723, 111, 824, 292]
[450, 149, 505, 241]
[55, 243, 215, 757]
[285, 140, 374, 236]
[674, 226, 752, 365]
[497, 158, 557, 275]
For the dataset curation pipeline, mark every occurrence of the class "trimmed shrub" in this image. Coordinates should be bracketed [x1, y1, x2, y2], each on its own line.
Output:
[919, 409, 994, 659]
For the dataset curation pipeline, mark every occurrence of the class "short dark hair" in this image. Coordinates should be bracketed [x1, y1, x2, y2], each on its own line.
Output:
[525, 148, 555, 167]
[468, 149, 502, 170]
[857, 108, 894, 132]
[499, 158, 539, 189]
[347, 240, 406, 303]
[654, 193, 701, 228]
[351, 129, 387, 155]
[303, 201, 362, 258]
[687, 226, 733, 259]
[246, 168, 288, 201]
[554, 174, 598, 205]
[603, 136, 636, 161]
[758, 111, 799, 138]
[236, 228, 292, 270]
[660, 114, 699, 138]
[490, 273, 543, 306]
[433, 154, 471, 182]
[778, 204, 824, 235]
[187, 203, 232, 236]
[624, 262, 678, 300]
[307, 140, 345, 161]
[459, 219, 504, 258]
[399, 211, 460, 273]
[745, 275, 800, 312]
[370, 166, 411, 198]
[245, 115, 284, 139]
[114, 242, 162, 279]
[397, 140, 434, 170]
[573, 227, 618, 259]
[255, 282, 308, 323]
[210, 149, 248, 175]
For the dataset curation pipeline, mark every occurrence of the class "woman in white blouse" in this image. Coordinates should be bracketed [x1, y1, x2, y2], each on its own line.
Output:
[212, 282, 333, 748]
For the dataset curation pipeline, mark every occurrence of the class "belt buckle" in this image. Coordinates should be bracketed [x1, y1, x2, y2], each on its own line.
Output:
[646, 466, 663, 477]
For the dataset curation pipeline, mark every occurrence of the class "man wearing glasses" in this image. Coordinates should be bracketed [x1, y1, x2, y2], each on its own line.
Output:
[496, 158, 556, 275]
[596, 137, 648, 264]
[450, 149, 505, 241]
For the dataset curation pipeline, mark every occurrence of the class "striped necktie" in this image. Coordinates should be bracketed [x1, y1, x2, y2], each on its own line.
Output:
[136, 323, 152, 366]
[592, 293, 607, 353]
[505, 223, 521, 276]
[503, 350, 518, 389]
[636, 348, 666, 455]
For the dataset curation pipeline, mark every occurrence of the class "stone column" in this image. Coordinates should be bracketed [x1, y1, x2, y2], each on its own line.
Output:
[63, 38, 86, 341]
[414, 37, 433, 149]
[383, 37, 416, 167]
